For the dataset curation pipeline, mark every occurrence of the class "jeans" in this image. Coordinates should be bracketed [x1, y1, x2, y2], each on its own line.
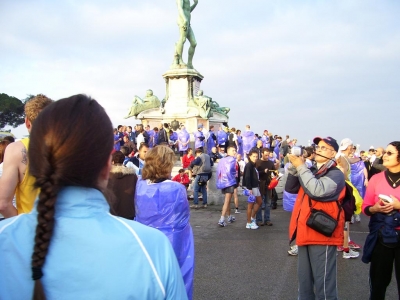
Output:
[256, 191, 271, 223]
[194, 175, 207, 205]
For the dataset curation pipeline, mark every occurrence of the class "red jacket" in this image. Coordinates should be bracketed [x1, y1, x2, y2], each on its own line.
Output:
[289, 187, 346, 246]
[172, 173, 190, 185]
[182, 155, 194, 169]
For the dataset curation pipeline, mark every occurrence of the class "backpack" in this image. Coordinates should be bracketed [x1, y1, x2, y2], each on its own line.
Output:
[341, 182, 356, 222]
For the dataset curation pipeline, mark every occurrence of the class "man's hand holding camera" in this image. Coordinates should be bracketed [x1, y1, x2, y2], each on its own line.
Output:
[288, 154, 305, 168]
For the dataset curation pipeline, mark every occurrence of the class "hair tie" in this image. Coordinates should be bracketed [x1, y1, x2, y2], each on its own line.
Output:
[32, 266, 43, 280]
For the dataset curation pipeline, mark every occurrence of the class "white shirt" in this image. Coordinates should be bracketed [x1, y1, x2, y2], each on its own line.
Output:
[136, 133, 145, 146]
[238, 160, 246, 173]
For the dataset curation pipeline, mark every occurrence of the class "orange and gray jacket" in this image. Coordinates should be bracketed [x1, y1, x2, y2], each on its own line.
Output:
[288, 164, 346, 246]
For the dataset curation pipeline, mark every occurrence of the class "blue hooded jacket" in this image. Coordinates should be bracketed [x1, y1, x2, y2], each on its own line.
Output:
[0, 187, 187, 300]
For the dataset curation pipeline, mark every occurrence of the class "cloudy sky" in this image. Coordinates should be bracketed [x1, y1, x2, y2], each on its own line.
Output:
[1, 0, 399, 149]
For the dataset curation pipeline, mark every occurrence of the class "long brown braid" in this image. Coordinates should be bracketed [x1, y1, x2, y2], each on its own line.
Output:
[28, 95, 113, 299]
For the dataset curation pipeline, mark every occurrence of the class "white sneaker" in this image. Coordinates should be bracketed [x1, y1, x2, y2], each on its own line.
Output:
[235, 209, 241, 214]
[288, 245, 298, 256]
[350, 215, 355, 224]
[355, 214, 361, 223]
[246, 222, 259, 230]
[227, 215, 236, 223]
[343, 248, 359, 259]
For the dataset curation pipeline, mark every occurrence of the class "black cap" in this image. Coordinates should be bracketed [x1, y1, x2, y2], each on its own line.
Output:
[313, 136, 339, 152]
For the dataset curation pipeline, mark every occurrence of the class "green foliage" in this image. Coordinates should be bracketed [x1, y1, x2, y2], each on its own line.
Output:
[0, 93, 28, 129]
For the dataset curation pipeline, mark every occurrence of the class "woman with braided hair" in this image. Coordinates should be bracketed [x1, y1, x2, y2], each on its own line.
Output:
[0, 95, 187, 300]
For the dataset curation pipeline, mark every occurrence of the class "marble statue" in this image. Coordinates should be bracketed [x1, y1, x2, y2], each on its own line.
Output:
[193, 90, 211, 119]
[172, 0, 198, 69]
[125, 89, 161, 118]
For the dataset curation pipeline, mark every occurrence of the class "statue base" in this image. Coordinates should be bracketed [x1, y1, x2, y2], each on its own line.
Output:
[136, 67, 228, 135]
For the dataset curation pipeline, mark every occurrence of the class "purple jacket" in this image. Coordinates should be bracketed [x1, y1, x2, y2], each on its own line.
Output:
[242, 130, 255, 154]
[216, 156, 238, 189]
[237, 135, 244, 157]
[147, 130, 155, 148]
[261, 135, 270, 149]
[170, 132, 178, 142]
[194, 130, 204, 149]
[217, 130, 227, 145]
[135, 179, 195, 299]
[178, 129, 190, 151]
[207, 131, 217, 154]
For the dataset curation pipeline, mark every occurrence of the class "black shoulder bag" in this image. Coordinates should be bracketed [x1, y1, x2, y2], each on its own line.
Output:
[306, 197, 341, 237]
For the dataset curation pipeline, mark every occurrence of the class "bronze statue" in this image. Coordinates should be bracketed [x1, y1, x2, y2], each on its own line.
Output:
[125, 89, 161, 118]
[173, 0, 198, 69]
[193, 90, 211, 119]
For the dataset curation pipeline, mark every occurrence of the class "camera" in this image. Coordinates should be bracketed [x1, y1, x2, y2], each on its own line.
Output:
[290, 146, 303, 157]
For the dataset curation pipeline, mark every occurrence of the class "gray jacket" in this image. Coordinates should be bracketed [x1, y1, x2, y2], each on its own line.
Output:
[287, 163, 345, 202]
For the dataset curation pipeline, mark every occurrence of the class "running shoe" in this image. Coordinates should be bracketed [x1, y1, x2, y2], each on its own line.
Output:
[350, 215, 355, 224]
[235, 209, 241, 214]
[218, 219, 226, 227]
[246, 222, 259, 230]
[288, 245, 298, 256]
[355, 214, 361, 223]
[343, 249, 359, 259]
[337, 246, 345, 252]
[349, 240, 361, 249]
[201, 204, 208, 208]
[190, 205, 198, 209]
[227, 215, 236, 223]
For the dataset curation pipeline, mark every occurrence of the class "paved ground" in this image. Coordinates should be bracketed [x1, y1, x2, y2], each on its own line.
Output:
[190, 197, 398, 300]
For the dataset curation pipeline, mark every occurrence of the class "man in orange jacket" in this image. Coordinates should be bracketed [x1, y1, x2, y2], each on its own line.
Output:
[287, 136, 346, 300]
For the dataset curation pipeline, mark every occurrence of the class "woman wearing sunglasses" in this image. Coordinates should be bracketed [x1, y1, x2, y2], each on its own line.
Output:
[362, 141, 400, 299]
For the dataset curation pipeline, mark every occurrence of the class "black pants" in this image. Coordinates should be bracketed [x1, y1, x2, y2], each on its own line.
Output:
[369, 239, 400, 299]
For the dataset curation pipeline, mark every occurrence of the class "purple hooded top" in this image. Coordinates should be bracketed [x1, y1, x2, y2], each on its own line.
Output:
[135, 179, 195, 299]
[147, 130, 155, 148]
[351, 160, 366, 198]
[170, 132, 178, 142]
[216, 156, 238, 189]
[194, 130, 204, 149]
[237, 135, 244, 157]
[114, 134, 121, 151]
[242, 130, 255, 154]
[261, 135, 270, 149]
[178, 129, 190, 151]
[274, 140, 281, 158]
[207, 131, 217, 154]
[282, 163, 297, 212]
[217, 130, 227, 146]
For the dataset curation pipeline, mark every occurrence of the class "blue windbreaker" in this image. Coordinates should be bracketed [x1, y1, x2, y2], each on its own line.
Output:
[0, 187, 187, 300]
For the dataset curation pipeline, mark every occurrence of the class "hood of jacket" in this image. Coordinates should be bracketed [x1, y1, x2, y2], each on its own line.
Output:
[110, 165, 136, 178]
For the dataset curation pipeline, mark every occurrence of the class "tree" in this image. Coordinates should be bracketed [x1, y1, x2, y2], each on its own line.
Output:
[0, 93, 30, 130]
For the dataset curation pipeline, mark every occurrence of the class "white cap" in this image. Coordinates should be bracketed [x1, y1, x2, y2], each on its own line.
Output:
[339, 138, 353, 151]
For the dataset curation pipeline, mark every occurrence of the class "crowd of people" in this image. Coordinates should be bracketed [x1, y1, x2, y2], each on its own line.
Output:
[0, 94, 399, 300]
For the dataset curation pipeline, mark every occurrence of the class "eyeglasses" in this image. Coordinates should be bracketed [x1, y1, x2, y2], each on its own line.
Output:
[384, 151, 398, 156]
[315, 145, 334, 152]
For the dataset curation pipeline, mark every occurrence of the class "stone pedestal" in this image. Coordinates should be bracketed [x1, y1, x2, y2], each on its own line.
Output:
[163, 68, 203, 117]
[136, 67, 228, 135]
